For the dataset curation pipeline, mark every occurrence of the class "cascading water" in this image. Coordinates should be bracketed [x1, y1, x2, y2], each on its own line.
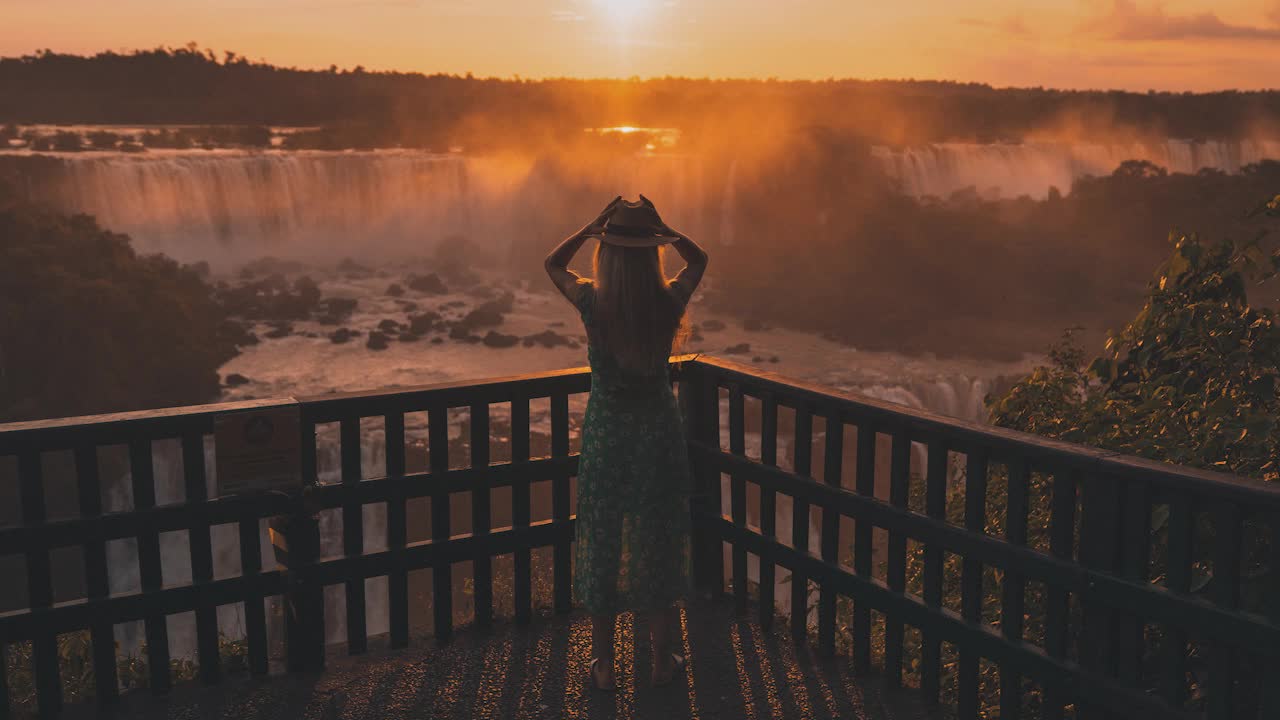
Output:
[871, 138, 1280, 199]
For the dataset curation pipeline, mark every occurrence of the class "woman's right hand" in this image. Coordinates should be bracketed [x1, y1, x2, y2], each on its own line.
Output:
[580, 196, 622, 237]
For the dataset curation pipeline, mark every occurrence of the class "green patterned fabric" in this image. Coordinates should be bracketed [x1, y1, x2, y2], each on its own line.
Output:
[569, 279, 693, 616]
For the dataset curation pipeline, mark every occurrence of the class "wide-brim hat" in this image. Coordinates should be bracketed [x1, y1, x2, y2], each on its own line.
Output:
[598, 199, 680, 248]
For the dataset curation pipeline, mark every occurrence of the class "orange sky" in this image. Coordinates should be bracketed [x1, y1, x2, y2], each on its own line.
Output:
[4, 0, 1280, 90]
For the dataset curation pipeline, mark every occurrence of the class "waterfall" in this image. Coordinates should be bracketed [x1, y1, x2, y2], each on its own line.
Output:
[871, 138, 1280, 199]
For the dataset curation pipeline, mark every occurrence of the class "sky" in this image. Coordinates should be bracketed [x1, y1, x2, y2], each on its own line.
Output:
[3, 0, 1280, 91]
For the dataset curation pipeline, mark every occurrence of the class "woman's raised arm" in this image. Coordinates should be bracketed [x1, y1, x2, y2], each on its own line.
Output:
[663, 229, 708, 305]
[545, 196, 621, 301]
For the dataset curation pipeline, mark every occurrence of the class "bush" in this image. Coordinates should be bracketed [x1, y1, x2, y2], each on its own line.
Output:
[0, 189, 238, 421]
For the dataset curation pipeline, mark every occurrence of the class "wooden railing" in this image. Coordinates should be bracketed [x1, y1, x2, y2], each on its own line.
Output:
[0, 362, 603, 717]
[681, 355, 1280, 720]
[2, 355, 1278, 719]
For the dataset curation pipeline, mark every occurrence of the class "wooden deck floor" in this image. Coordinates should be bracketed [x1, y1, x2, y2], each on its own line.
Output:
[66, 598, 941, 720]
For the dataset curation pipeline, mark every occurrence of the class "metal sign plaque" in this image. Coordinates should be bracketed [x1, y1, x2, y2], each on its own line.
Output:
[214, 405, 303, 497]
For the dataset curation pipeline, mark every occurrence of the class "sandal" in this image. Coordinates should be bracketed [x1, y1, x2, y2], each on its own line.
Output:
[652, 652, 687, 687]
[590, 658, 617, 692]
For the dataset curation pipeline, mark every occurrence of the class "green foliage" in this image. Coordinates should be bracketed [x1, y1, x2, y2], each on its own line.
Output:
[0, 190, 239, 421]
[987, 222, 1280, 481]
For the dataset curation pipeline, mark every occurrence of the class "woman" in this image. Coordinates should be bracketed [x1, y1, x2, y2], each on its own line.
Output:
[544, 195, 709, 690]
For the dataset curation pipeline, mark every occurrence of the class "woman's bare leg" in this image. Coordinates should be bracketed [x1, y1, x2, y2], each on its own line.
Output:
[591, 614, 617, 688]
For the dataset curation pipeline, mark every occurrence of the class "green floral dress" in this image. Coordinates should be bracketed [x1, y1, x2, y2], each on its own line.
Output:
[570, 279, 694, 616]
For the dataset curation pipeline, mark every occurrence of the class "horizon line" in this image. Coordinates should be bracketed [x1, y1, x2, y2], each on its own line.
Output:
[6, 45, 1279, 95]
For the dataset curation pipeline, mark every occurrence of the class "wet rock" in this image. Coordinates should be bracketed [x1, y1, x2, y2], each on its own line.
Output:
[398, 332, 422, 343]
[448, 324, 472, 340]
[430, 337, 444, 344]
[378, 318, 402, 334]
[188, 261, 211, 279]
[463, 334, 483, 344]
[396, 300, 419, 312]
[338, 258, 373, 276]
[366, 331, 390, 351]
[522, 330, 574, 349]
[408, 311, 443, 335]
[407, 272, 448, 295]
[549, 321, 566, 327]
[690, 332, 705, 343]
[724, 343, 751, 355]
[317, 297, 358, 325]
[467, 284, 497, 299]
[482, 331, 520, 348]
[224, 373, 251, 387]
[769, 356, 780, 363]
[264, 322, 292, 339]
[240, 256, 307, 277]
[329, 328, 355, 344]
[216, 274, 322, 323]
[752, 356, 763, 363]
[386, 283, 405, 297]
[701, 319, 726, 332]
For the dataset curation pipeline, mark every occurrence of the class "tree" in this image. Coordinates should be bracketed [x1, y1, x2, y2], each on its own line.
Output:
[987, 206, 1280, 480]
[0, 188, 239, 422]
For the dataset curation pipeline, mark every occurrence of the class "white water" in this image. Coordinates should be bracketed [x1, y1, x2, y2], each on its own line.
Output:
[9, 138, 1279, 264]
[873, 138, 1280, 199]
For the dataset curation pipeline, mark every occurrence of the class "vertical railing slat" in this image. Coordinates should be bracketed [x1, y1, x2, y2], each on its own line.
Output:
[1208, 502, 1241, 720]
[470, 402, 493, 627]
[1043, 469, 1077, 720]
[385, 412, 408, 649]
[790, 405, 813, 640]
[19, 451, 61, 715]
[1258, 514, 1280, 720]
[920, 439, 948, 705]
[1000, 457, 1030, 719]
[428, 404, 453, 643]
[957, 447, 988, 720]
[1160, 490, 1192, 708]
[883, 429, 910, 689]
[817, 412, 843, 657]
[551, 392, 572, 614]
[758, 393, 778, 630]
[130, 439, 171, 693]
[75, 445, 118, 707]
[1115, 479, 1151, 685]
[238, 503, 269, 676]
[704, 376, 725, 598]
[339, 418, 366, 654]
[183, 433, 220, 685]
[728, 384, 748, 614]
[1077, 472, 1122, 720]
[852, 424, 875, 675]
[510, 397, 532, 624]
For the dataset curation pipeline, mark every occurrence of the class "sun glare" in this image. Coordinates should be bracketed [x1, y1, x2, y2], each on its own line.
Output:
[595, 0, 651, 23]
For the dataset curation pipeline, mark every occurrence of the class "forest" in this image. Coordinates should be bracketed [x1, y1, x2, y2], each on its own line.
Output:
[3, 46, 1280, 151]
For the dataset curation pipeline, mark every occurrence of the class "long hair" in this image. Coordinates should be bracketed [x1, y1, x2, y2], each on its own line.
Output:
[591, 242, 689, 373]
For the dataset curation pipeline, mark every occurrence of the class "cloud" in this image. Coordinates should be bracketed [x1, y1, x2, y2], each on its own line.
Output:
[1088, 0, 1280, 42]
[1269, 1, 1280, 27]
[552, 10, 586, 22]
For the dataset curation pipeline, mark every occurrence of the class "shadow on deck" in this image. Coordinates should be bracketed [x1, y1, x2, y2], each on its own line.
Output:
[77, 599, 939, 720]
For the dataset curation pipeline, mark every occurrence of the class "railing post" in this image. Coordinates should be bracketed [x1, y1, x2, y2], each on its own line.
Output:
[681, 361, 722, 597]
[275, 499, 324, 673]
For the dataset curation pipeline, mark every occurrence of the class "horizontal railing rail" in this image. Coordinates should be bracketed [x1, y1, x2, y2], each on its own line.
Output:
[681, 355, 1280, 720]
[3, 353, 1277, 720]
